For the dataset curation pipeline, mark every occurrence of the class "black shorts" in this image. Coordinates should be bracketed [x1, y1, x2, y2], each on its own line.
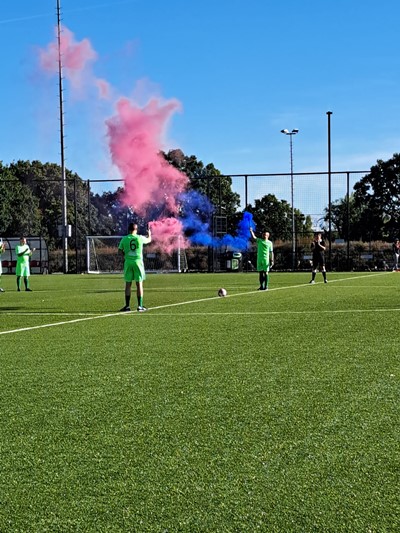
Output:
[312, 254, 325, 270]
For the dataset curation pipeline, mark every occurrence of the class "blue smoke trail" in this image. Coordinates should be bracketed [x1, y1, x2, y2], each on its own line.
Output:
[220, 211, 255, 250]
[179, 190, 214, 245]
[179, 190, 255, 251]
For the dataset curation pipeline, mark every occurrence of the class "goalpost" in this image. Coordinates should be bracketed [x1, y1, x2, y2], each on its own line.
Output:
[86, 236, 187, 274]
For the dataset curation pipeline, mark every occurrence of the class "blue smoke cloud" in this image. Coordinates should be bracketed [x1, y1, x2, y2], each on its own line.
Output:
[220, 211, 255, 251]
[179, 190, 255, 251]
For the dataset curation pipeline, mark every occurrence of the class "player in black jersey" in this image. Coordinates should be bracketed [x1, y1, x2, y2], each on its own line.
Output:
[309, 232, 327, 284]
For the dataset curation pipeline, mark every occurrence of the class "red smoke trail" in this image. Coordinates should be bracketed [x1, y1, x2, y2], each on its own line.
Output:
[39, 26, 98, 93]
[106, 97, 187, 215]
[149, 218, 189, 254]
[106, 97, 190, 252]
[38, 26, 189, 252]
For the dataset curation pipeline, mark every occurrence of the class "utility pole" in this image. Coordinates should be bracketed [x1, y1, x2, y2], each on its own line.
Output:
[327, 111, 332, 269]
[281, 128, 299, 271]
[57, 0, 68, 273]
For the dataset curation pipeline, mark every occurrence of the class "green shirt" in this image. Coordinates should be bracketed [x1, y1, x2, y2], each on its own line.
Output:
[256, 238, 273, 270]
[118, 234, 151, 263]
[15, 244, 31, 266]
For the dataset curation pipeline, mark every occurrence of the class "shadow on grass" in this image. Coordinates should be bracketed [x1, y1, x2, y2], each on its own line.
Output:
[85, 290, 120, 294]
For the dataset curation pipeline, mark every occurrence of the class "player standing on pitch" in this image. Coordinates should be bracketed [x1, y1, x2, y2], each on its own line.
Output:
[0, 239, 6, 292]
[15, 236, 35, 291]
[392, 238, 400, 271]
[309, 232, 327, 284]
[118, 222, 151, 312]
[250, 228, 274, 291]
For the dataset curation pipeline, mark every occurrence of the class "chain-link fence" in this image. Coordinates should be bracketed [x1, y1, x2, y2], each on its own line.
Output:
[4, 169, 396, 273]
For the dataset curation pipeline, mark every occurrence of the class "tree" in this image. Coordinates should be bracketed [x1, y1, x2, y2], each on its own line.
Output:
[0, 162, 42, 236]
[323, 193, 364, 241]
[91, 187, 135, 235]
[163, 149, 241, 216]
[6, 160, 94, 249]
[0, 160, 107, 250]
[353, 154, 400, 240]
[245, 193, 312, 241]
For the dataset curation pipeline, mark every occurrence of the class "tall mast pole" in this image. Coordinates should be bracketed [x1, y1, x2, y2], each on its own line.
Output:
[57, 0, 68, 273]
[327, 111, 332, 269]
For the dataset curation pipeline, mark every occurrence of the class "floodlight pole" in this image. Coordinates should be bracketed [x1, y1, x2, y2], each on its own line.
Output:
[281, 129, 299, 271]
[327, 111, 332, 268]
[57, 0, 68, 273]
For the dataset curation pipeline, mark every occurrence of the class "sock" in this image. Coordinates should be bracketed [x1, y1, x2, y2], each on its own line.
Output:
[311, 271, 316, 281]
[259, 273, 263, 287]
[322, 271, 327, 281]
[125, 295, 130, 307]
[17, 276, 21, 290]
[138, 296, 143, 307]
[265, 274, 269, 288]
[24, 278, 29, 289]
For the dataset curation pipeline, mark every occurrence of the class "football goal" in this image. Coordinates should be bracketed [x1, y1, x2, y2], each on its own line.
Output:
[86, 236, 187, 274]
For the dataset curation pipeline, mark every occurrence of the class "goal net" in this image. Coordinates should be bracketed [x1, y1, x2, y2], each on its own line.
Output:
[86, 236, 187, 274]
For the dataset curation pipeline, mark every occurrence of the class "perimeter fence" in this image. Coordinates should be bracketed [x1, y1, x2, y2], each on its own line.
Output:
[2, 169, 397, 273]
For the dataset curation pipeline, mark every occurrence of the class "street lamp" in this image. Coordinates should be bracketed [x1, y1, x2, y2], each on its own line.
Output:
[281, 128, 299, 271]
[326, 111, 332, 269]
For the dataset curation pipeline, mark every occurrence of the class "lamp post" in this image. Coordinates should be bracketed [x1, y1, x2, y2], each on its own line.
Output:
[281, 128, 299, 271]
[57, 0, 68, 273]
[326, 111, 332, 269]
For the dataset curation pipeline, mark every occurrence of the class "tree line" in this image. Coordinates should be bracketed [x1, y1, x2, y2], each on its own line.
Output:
[1, 151, 399, 250]
[327, 153, 400, 242]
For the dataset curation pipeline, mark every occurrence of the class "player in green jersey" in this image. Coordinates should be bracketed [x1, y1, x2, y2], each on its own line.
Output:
[118, 222, 152, 312]
[0, 239, 6, 292]
[15, 236, 35, 291]
[250, 228, 274, 291]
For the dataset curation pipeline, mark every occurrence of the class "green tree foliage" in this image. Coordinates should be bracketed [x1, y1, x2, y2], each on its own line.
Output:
[91, 187, 135, 235]
[0, 164, 41, 236]
[0, 160, 92, 248]
[164, 149, 241, 216]
[352, 154, 400, 240]
[323, 193, 364, 240]
[1, 154, 316, 255]
[245, 193, 312, 241]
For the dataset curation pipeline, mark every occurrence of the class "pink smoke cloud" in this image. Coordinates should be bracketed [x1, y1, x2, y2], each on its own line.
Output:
[96, 78, 112, 100]
[149, 218, 189, 254]
[106, 96, 188, 216]
[39, 26, 98, 93]
[106, 97, 190, 251]
[38, 26, 191, 252]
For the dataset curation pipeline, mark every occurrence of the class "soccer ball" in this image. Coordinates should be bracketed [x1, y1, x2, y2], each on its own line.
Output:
[218, 288, 227, 297]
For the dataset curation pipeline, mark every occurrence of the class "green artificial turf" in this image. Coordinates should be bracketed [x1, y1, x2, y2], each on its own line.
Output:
[0, 271, 399, 532]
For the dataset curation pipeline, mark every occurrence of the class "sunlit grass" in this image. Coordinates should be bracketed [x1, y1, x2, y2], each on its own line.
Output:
[0, 271, 399, 532]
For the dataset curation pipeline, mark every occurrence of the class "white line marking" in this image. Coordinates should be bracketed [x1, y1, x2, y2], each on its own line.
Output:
[137, 308, 400, 316]
[0, 312, 129, 336]
[0, 271, 391, 336]
[1, 312, 102, 317]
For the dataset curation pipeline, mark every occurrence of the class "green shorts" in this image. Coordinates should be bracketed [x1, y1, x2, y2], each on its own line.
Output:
[257, 258, 270, 272]
[16, 263, 30, 277]
[124, 261, 146, 283]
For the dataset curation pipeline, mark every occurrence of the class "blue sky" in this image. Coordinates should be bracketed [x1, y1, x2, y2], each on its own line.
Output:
[1, 0, 400, 208]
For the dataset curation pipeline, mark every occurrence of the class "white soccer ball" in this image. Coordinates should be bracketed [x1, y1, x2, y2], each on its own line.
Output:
[218, 288, 227, 297]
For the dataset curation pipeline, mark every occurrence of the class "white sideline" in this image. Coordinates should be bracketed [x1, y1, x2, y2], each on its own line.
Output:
[0, 271, 391, 336]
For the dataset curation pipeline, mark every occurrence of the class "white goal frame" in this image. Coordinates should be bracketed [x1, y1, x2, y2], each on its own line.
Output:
[86, 235, 186, 274]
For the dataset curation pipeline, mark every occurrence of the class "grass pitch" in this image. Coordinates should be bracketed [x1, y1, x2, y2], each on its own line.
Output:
[0, 271, 399, 532]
